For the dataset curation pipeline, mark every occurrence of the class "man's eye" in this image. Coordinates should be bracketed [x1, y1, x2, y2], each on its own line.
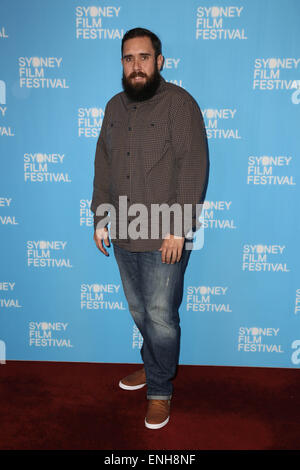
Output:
[141, 55, 149, 60]
[125, 57, 132, 62]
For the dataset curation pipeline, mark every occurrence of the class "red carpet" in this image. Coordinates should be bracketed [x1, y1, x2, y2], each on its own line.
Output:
[0, 361, 299, 450]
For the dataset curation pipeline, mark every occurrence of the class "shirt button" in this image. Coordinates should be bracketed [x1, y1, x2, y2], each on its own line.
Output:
[126, 175, 130, 179]
[127, 152, 130, 156]
[128, 127, 132, 131]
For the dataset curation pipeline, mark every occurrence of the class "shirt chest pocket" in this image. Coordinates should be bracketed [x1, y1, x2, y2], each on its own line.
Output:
[139, 119, 171, 174]
[106, 120, 125, 151]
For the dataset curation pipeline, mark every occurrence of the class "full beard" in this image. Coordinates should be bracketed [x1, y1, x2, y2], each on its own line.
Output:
[122, 66, 161, 102]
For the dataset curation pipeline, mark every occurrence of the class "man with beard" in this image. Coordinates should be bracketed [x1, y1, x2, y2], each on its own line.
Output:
[91, 28, 209, 429]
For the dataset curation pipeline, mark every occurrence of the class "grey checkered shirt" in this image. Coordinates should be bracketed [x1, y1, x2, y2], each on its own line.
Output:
[91, 77, 209, 252]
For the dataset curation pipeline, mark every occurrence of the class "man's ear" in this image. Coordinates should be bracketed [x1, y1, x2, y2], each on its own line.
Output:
[157, 54, 164, 71]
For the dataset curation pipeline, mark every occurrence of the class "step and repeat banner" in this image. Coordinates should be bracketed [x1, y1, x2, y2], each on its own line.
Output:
[0, 0, 299, 368]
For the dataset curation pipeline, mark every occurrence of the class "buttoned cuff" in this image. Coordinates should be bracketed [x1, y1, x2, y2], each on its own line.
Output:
[94, 214, 109, 231]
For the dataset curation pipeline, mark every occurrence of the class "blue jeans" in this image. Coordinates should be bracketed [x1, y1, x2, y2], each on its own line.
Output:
[113, 243, 191, 400]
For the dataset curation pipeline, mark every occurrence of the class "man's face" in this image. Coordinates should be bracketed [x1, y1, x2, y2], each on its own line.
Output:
[121, 36, 163, 101]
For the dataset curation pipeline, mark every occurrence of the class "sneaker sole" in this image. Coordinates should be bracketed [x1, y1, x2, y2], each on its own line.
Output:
[145, 416, 170, 430]
[119, 380, 146, 391]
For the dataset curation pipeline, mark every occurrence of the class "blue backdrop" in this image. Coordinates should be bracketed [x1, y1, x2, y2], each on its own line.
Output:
[0, 0, 299, 368]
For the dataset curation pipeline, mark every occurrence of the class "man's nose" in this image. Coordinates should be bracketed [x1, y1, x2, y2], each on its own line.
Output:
[132, 57, 142, 71]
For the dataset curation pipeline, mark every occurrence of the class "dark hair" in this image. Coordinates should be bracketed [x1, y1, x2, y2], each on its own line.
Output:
[121, 27, 162, 58]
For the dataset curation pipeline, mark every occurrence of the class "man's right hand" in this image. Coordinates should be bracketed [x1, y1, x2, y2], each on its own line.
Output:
[94, 227, 110, 256]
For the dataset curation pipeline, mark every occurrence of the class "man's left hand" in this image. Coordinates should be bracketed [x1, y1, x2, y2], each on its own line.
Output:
[159, 234, 185, 264]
